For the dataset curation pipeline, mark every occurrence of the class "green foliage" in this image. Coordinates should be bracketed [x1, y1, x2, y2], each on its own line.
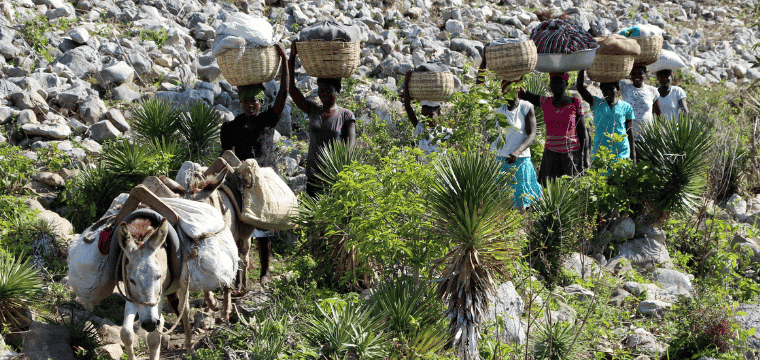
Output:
[138, 29, 168, 48]
[367, 277, 446, 357]
[36, 146, 71, 173]
[54, 312, 101, 360]
[434, 79, 505, 153]
[207, 314, 289, 360]
[65, 165, 130, 232]
[531, 321, 586, 360]
[0, 145, 35, 194]
[20, 16, 54, 63]
[0, 253, 42, 330]
[312, 139, 365, 192]
[130, 98, 181, 144]
[664, 294, 735, 359]
[178, 100, 223, 165]
[100, 141, 173, 181]
[527, 178, 580, 289]
[0, 196, 48, 260]
[636, 114, 712, 219]
[303, 301, 388, 359]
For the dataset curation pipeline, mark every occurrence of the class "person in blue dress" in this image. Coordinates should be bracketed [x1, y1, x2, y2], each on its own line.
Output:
[576, 70, 636, 163]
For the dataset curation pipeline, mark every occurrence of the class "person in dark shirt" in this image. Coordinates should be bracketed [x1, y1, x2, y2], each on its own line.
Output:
[219, 44, 288, 286]
[287, 43, 356, 197]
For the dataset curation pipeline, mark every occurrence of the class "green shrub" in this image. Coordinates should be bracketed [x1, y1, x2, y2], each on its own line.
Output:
[138, 29, 168, 48]
[0, 254, 42, 330]
[65, 165, 130, 232]
[56, 312, 101, 360]
[130, 98, 181, 144]
[664, 294, 735, 359]
[178, 100, 223, 165]
[0, 145, 36, 195]
[531, 321, 586, 360]
[303, 301, 388, 359]
[0, 196, 47, 259]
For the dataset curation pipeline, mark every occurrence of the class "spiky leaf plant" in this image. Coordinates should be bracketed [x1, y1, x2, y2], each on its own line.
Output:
[178, 100, 222, 165]
[531, 321, 586, 360]
[0, 254, 42, 330]
[303, 302, 388, 359]
[101, 140, 168, 181]
[527, 178, 579, 290]
[313, 140, 364, 193]
[428, 152, 519, 360]
[66, 165, 132, 232]
[130, 97, 181, 143]
[636, 113, 712, 218]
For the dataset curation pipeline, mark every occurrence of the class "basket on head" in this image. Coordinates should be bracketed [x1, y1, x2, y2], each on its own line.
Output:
[217, 46, 281, 86]
[486, 41, 538, 81]
[587, 54, 635, 83]
[409, 72, 455, 102]
[632, 35, 663, 66]
[296, 41, 360, 79]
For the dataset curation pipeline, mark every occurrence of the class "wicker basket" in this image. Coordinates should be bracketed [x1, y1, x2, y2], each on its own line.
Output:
[409, 72, 455, 102]
[296, 41, 360, 78]
[486, 41, 537, 81]
[587, 54, 635, 83]
[632, 35, 663, 66]
[217, 46, 281, 86]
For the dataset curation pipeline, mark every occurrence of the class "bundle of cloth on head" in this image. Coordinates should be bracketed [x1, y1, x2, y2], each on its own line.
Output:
[647, 50, 687, 73]
[618, 24, 664, 38]
[530, 19, 597, 54]
[298, 21, 362, 42]
[415, 62, 450, 73]
[420, 100, 442, 108]
[212, 13, 283, 58]
[237, 84, 266, 102]
[594, 34, 641, 56]
[489, 35, 529, 47]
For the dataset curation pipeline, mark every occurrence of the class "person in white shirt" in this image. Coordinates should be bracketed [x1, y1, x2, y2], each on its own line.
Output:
[491, 82, 542, 209]
[654, 69, 689, 121]
[620, 65, 660, 138]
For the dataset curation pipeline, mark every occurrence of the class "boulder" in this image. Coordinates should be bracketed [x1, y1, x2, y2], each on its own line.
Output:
[638, 299, 671, 317]
[87, 120, 121, 142]
[55, 45, 100, 79]
[112, 85, 143, 102]
[624, 328, 667, 355]
[727, 194, 747, 216]
[105, 109, 129, 132]
[22, 321, 75, 360]
[652, 268, 693, 291]
[609, 238, 672, 270]
[78, 96, 107, 124]
[33, 172, 65, 188]
[95, 344, 123, 360]
[56, 87, 90, 110]
[38, 209, 73, 239]
[22, 118, 71, 140]
[611, 217, 636, 240]
[16, 109, 37, 126]
[99, 61, 135, 85]
[445, 19, 465, 33]
[69, 27, 90, 44]
[484, 282, 525, 344]
[608, 288, 631, 307]
[562, 252, 600, 279]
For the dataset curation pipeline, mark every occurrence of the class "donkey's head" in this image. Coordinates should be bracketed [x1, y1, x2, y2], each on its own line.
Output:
[118, 217, 171, 332]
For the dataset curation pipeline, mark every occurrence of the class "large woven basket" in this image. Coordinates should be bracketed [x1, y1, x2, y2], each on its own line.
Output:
[296, 41, 360, 79]
[217, 46, 280, 86]
[632, 35, 663, 66]
[409, 72, 455, 102]
[486, 41, 537, 81]
[587, 54, 635, 83]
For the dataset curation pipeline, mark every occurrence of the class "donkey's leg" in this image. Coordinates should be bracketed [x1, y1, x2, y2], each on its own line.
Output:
[236, 223, 255, 291]
[181, 285, 193, 356]
[258, 237, 272, 285]
[147, 327, 162, 360]
[222, 286, 232, 320]
[204, 291, 219, 312]
[120, 302, 138, 360]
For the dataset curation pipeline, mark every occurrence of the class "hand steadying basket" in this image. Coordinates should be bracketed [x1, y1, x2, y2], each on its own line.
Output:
[486, 40, 537, 81]
[296, 41, 360, 79]
[409, 72, 455, 102]
[217, 46, 281, 86]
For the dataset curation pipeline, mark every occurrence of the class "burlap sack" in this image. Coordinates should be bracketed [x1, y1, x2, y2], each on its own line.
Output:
[594, 34, 641, 56]
[238, 159, 297, 231]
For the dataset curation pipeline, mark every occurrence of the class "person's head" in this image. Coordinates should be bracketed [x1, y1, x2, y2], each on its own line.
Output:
[549, 73, 569, 97]
[630, 65, 648, 87]
[656, 69, 673, 87]
[238, 84, 265, 117]
[600, 82, 620, 103]
[317, 78, 342, 109]
[420, 101, 441, 118]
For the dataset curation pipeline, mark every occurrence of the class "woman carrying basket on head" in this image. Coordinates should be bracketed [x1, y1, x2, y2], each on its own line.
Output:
[288, 43, 356, 198]
[518, 72, 590, 184]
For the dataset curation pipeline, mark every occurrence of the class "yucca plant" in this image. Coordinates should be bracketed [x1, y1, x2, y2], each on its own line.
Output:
[313, 140, 365, 193]
[303, 301, 388, 359]
[527, 178, 579, 290]
[636, 113, 712, 219]
[0, 254, 42, 330]
[66, 165, 131, 232]
[101, 140, 168, 181]
[428, 152, 519, 360]
[531, 321, 586, 360]
[178, 100, 222, 165]
[146, 137, 190, 177]
[131, 97, 181, 143]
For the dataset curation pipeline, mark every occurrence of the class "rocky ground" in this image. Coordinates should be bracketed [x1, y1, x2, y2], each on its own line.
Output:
[2, 0, 760, 358]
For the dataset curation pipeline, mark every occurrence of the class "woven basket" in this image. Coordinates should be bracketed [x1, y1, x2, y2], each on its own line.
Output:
[587, 54, 635, 83]
[217, 46, 280, 86]
[632, 35, 663, 66]
[409, 72, 455, 102]
[486, 41, 538, 81]
[296, 41, 360, 78]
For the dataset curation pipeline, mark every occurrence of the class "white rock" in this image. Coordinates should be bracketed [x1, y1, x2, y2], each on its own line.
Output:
[562, 253, 600, 279]
[638, 300, 672, 317]
[80, 139, 102, 155]
[100, 61, 135, 85]
[611, 217, 636, 240]
[445, 19, 465, 33]
[69, 27, 90, 44]
[610, 238, 672, 270]
[652, 268, 693, 291]
[16, 109, 37, 126]
[485, 282, 525, 345]
[105, 109, 129, 132]
[22, 119, 71, 140]
[727, 194, 747, 215]
[87, 121, 121, 142]
[563, 284, 594, 300]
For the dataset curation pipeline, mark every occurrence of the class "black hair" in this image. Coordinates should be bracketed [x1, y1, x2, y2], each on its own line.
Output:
[317, 78, 342, 93]
[656, 69, 673, 77]
[632, 65, 648, 74]
[421, 105, 441, 113]
[600, 81, 620, 91]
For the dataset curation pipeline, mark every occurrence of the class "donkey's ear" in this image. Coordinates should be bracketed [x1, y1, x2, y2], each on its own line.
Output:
[118, 222, 137, 252]
[145, 218, 169, 251]
[160, 176, 187, 193]
[202, 167, 228, 193]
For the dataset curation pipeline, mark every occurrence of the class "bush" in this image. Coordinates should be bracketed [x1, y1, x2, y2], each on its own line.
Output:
[531, 321, 586, 360]
[664, 294, 735, 359]
[0, 254, 42, 330]
[303, 301, 388, 359]
[65, 165, 130, 232]
[0, 196, 52, 261]
[178, 100, 223, 165]
[0, 145, 36, 195]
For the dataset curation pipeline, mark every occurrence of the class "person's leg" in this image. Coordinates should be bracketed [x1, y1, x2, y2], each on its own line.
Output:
[257, 236, 272, 284]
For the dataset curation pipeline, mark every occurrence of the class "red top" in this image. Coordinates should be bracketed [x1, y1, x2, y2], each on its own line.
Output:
[541, 96, 584, 153]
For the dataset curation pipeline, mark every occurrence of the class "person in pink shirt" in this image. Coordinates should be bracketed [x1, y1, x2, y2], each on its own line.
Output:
[518, 72, 590, 184]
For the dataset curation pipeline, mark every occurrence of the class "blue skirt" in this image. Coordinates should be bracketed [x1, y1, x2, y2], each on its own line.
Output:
[498, 156, 543, 208]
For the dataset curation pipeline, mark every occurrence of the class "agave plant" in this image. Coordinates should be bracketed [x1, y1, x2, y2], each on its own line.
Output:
[0, 254, 42, 330]
[527, 178, 579, 290]
[313, 139, 365, 193]
[428, 152, 519, 360]
[636, 113, 712, 218]
[531, 320, 586, 360]
[303, 301, 388, 359]
[178, 100, 223, 165]
[130, 97, 181, 143]
[101, 140, 166, 180]
[66, 165, 132, 232]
